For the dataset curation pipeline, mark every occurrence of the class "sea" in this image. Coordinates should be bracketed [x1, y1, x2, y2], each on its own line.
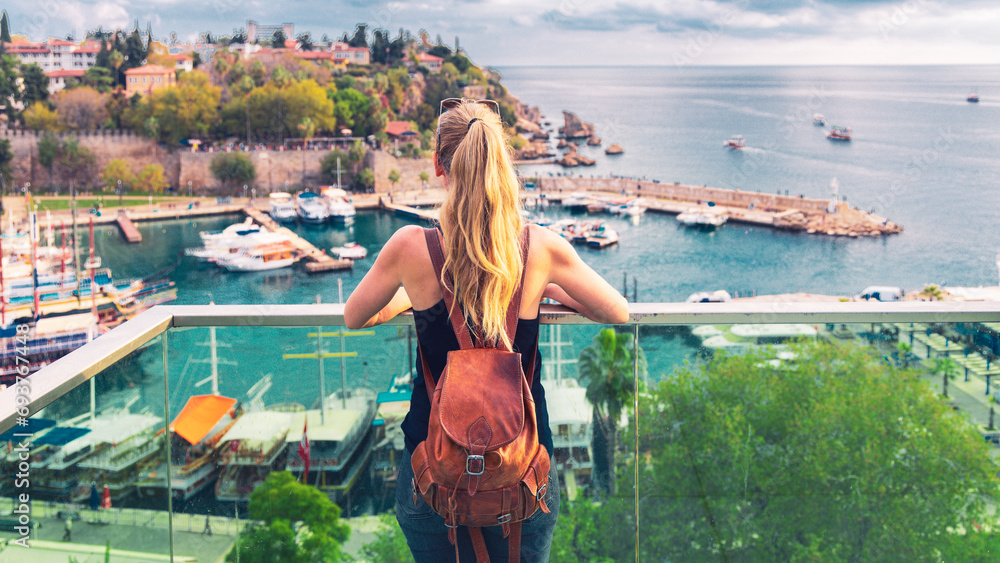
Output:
[76, 65, 1000, 513]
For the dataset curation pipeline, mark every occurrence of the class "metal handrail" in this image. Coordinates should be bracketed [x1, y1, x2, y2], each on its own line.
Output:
[4, 301, 1000, 432]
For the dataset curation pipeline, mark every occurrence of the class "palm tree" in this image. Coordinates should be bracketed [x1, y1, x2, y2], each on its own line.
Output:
[109, 50, 124, 88]
[577, 328, 646, 499]
[932, 356, 959, 398]
[919, 284, 945, 301]
[897, 341, 912, 368]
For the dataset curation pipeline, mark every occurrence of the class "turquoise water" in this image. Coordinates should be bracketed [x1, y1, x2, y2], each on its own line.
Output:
[82, 64, 1000, 409]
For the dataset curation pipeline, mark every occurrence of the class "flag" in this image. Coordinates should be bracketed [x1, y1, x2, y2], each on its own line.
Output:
[298, 418, 310, 484]
[101, 484, 111, 509]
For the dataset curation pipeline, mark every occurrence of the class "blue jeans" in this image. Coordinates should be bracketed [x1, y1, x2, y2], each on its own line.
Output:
[396, 448, 560, 563]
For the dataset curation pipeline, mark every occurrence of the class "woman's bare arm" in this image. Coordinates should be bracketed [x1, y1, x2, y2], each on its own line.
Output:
[541, 228, 629, 324]
[344, 228, 416, 329]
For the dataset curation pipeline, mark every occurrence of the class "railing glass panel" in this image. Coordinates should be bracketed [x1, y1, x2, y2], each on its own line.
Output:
[2, 307, 999, 561]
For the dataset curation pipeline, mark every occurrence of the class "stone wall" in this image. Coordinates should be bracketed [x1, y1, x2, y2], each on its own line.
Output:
[373, 151, 437, 193]
[537, 176, 831, 213]
[1, 129, 439, 195]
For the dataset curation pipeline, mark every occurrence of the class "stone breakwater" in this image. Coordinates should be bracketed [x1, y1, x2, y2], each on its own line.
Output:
[536, 177, 903, 238]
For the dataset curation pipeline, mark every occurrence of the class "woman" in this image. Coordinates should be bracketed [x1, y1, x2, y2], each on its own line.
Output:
[345, 99, 628, 562]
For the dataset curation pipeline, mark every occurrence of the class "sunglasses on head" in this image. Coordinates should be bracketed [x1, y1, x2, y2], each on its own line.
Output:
[439, 98, 500, 116]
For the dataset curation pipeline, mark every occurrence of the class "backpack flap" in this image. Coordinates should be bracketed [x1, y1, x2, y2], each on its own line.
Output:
[437, 348, 526, 452]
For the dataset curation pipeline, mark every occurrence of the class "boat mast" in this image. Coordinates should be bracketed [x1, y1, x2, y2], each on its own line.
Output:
[0, 233, 5, 326]
[30, 211, 39, 320]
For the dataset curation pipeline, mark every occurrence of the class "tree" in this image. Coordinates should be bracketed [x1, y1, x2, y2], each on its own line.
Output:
[226, 471, 350, 563]
[19, 64, 49, 106]
[271, 29, 287, 48]
[124, 29, 145, 72]
[296, 32, 314, 51]
[211, 152, 256, 189]
[0, 138, 12, 182]
[348, 24, 368, 48]
[919, 284, 945, 301]
[100, 158, 135, 192]
[135, 164, 167, 194]
[123, 70, 221, 144]
[897, 341, 912, 368]
[354, 168, 374, 192]
[221, 79, 334, 144]
[57, 138, 96, 191]
[37, 133, 60, 190]
[81, 66, 115, 93]
[387, 168, 400, 189]
[359, 513, 413, 563]
[108, 50, 125, 87]
[577, 328, 644, 499]
[932, 356, 959, 398]
[0, 11, 11, 44]
[297, 117, 316, 147]
[23, 102, 61, 131]
[626, 340, 1000, 562]
[418, 170, 429, 186]
[52, 87, 109, 130]
[0, 53, 20, 120]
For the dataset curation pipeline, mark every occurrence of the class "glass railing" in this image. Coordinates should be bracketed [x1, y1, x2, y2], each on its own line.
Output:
[2, 302, 1000, 561]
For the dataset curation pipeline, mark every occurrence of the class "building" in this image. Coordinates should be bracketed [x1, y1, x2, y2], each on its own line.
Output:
[171, 54, 194, 73]
[246, 20, 294, 44]
[124, 64, 176, 96]
[2, 38, 101, 73]
[416, 52, 443, 73]
[332, 43, 369, 65]
[44, 69, 86, 94]
[385, 121, 418, 143]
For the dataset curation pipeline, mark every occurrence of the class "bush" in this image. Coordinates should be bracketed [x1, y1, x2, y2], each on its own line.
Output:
[136, 164, 168, 194]
[100, 159, 135, 192]
[211, 153, 256, 188]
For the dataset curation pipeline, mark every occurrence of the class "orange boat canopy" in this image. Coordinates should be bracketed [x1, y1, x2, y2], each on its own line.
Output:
[170, 395, 238, 445]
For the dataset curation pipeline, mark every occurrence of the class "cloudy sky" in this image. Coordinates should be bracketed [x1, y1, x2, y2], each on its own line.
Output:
[5, 0, 1000, 66]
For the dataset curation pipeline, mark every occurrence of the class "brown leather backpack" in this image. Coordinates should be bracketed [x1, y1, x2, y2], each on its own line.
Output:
[410, 227, 551, 563]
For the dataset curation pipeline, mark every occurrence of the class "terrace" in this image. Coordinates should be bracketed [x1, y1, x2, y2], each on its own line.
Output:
[2, 301, 999, 560]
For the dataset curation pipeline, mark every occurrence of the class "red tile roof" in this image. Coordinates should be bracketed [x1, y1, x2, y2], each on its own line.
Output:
[46, 69, 86, 78]
[124, 64, 175, 76]
[385, 121, 417, 137]
[417, 52, 443, 62]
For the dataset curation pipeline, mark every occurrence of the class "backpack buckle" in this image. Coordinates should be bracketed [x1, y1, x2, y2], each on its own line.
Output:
[536, 483, 547, 501]
[497, 513, 512, 525]
[466, 455, 485, 475]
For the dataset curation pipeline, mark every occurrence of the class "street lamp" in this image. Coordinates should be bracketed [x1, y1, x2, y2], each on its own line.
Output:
[118, 180, 123, 207]
[243, 185, 247, 200]
[188, 181, 192, 197]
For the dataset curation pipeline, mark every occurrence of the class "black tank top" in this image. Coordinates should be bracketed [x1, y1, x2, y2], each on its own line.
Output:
[401, 298, 553, 456]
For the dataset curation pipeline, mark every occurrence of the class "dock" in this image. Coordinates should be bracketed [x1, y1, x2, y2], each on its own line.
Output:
[115, 210, 142, 243]
[379, 195, 440, 222]
[535, 177, 903, 237]
[242, 207, 354, 274]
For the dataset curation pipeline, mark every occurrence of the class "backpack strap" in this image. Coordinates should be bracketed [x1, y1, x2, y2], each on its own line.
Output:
[423, 227, 475, 350]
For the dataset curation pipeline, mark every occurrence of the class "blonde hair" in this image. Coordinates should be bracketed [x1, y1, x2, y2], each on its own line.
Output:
[436, 100, 524, 350]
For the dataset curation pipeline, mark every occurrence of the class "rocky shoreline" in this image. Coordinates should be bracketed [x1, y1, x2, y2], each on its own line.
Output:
[511, 104, 616, 168]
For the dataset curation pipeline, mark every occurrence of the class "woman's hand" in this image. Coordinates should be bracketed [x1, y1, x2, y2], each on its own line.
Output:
[344, 228, 417, 329]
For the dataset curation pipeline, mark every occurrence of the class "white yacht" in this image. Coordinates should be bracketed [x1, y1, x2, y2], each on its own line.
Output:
[268, 192, 297, 223]
[330, 243, 368, 260]
[677, 208, 728, 228]
[216, 242, 300, 272]
[296, 191, 330, 223]
[322, 187, 357, 223]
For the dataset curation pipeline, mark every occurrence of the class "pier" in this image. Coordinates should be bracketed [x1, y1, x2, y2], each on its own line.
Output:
[115, 211, 142, 243]
[535, 177, 903, 237]
[379, 195, 440, 222]
[242, 207, 353, 273]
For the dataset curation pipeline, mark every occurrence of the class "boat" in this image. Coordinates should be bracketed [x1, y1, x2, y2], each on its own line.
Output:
[724, 135, 745, 149]
[585, 224, 619, 248]
[215, 242, 300, 272]
[285, 387, 377, 505]
[541, 379, 594, 497]
[826, 126, 852, 141]
[330, 243, 368, 260]
[967, 93, 980, 103]
[677, 208, 728, 228]
[686, 290, 732, 303]
[214, 411, 294, 502]
[698, 324, 818, 351]
[586, 201, 608, 213]
[136, 394, 241, 502]
[268, 192, 297, 223]
[1, 314, 99, 385]
[812, 113, 826, 126]
[322, 187, 357, 223]
[609, 200, 645, 216]
[70, 412, 165, 505]
[200, 217, 264, 245]
[296, 191, 330, 223]
[560, 192, 592, 211]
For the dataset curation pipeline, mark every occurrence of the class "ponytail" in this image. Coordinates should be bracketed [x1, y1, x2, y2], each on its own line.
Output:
[436, 100, 524, 349]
